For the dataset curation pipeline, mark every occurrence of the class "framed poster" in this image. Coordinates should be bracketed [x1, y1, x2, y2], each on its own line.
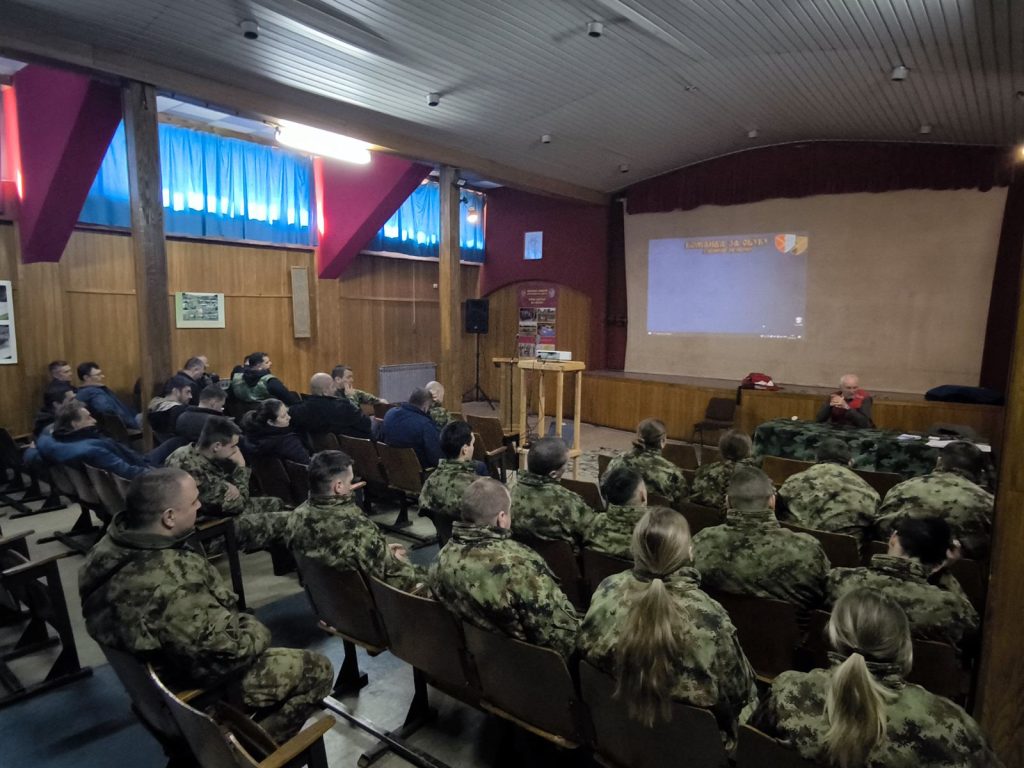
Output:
[0, 281, 16, 364]
[524, 231, 543, 260]
[175, 292, 226, 329]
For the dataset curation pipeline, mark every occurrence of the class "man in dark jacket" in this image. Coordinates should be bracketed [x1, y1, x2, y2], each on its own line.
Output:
[147, 375, 193, 441]
[175, 385, 229, 442]
[380, 388, 442, 468]
[167, 356, 206, 405]
[228, 352, 299, 405]
[34, 400, 150, 478]
[75, 361, 143, 430]
[290, 372, 373, 440]
[42, 359, 76, 408]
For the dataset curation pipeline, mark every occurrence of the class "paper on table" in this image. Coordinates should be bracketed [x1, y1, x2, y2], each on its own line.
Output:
[896, 434, 922, 441]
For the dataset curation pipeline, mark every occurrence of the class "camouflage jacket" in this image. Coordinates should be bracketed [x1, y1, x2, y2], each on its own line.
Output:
[606, 446, 689, 507]
[78, 515, 269, 688]
[419, 459, 479, 519]
[777, 462, 880, 545]
[165, 444, 252, 516]
[578, 567, 757, 736]
[285, 494, 424, 593]
[510, 471, 593, 547]
[428, 403, 453, 429]
[432, 522, 580, 657]
[827, 554, 978, 650]
[751, 665, 1004, 768]
[691, 507, 829, 611]
[344, 389, 382, 408]
[583, 503, 646, 559]
[689, 458, 760, 510]
[875, 470, 993, 559]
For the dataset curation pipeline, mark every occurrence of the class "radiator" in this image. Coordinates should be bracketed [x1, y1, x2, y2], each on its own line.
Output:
[378, 363, 437, 403]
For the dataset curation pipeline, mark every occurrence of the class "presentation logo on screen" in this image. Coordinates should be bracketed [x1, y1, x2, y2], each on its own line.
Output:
[646, 231, 808, 339]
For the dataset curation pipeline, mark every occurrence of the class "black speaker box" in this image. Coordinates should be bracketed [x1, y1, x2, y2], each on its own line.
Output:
[465, 299, 490, 334]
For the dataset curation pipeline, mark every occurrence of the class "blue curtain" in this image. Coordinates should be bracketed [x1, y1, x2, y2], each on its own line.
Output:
[80, 122, 315, 246]
[365, 182, 485, 262]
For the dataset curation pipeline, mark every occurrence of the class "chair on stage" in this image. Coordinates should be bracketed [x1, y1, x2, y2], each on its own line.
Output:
[580, 660, 729, 768]
[692, 398, 737, 446]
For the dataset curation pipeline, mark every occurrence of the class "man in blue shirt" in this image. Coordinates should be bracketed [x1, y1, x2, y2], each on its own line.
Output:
[380, 388, 443, 468]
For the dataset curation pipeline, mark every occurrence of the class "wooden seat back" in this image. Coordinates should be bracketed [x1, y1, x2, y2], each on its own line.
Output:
[676, 500, 725, 535]
[283, 460, 310, 505]
[762, 455, 814, 485]
[248, 456, 294, 507]
[338, 436, 388, 487]
[102, 645, 184, 749]
[84, 464, 127, 518]
[467, 414, 511, 448]
[292, 552, 388, 653]
[513, 534, 586, 611]
[736, 724, 815, 768]
[597, 453, 613, 479]
[368, 576, 479, 699]
[581, 548, 633, 598]
[851, 467, 903, 496]
[46, 463, 79, 501]
[559, 477, 605, 511]
[95, 411, 140, 446]
[580, 661, 729, 768]
[307, 432, 340, 452]
[377, 443, 425, 497]
[948, 557, 987, 614]
[418, 507, 456, 548]
[699, 445, 721, 465]
[663, 442, 699, 470]
[373, 402, 398, 419]
[779, 522, 860, 568]
[708, 590, 800, 680]
[462, 622, 587, 748]
[647, 492, 672, 508]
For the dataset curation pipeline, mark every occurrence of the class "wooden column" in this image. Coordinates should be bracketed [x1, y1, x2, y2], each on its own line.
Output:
[976, 237, 1024, 767]
[438, 166, 462, 400]
[122, 81, 171, 448]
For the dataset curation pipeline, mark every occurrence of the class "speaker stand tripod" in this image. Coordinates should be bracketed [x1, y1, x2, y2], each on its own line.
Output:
[463, 332, 495, 409]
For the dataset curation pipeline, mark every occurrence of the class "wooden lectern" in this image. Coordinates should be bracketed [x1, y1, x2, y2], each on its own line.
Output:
[517, 359, 586, 459]
[492, 357, 520, 433]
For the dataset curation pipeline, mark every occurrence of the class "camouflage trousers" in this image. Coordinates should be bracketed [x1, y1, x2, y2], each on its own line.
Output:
[202, 497, 292, 554]
[239, 647, 333, 742]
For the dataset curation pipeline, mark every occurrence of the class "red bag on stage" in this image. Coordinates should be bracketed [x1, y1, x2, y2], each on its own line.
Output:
[740, 372, 780, 390]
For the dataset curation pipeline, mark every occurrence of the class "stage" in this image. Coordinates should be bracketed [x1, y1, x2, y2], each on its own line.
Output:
[578, 370, 1005, 449]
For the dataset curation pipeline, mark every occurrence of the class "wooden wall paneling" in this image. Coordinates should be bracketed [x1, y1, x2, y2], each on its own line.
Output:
[0, 224, 36, 433]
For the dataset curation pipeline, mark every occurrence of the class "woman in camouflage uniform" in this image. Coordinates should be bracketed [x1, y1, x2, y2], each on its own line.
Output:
[751, 588, 1002, 767]
[605, 418, 689, 508]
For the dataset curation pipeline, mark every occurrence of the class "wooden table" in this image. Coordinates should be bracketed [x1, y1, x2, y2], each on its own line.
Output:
[517, 359, 586, 458]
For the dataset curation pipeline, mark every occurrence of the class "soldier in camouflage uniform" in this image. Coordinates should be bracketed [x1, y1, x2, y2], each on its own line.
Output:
[511, 437, 593, 548]
[79, 469, 332, 742]
[584, 466, 647, 559]
[692, 467, 828, 612]
[332, 364, 385, 409]
[419, 422, 483, 543]
[776, 438, 879, 546]
[425, 381, 454, 429]
[604, 418, 689, 508]
[689, 430, 759, 510]
[578, 507, 757, 741]
[827, 516, 978, 651]
[286, 450, 425, 593]
[874, 441, 994, 560]
[432, 477, 580, 657]
[751, 589, 1002, 768]
[165, 416, 289, 552]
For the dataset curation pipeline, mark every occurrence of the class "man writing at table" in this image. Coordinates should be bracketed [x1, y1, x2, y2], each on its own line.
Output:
[816, 373, 874, 428]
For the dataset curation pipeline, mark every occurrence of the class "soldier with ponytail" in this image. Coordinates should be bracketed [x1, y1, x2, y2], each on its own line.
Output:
[751, 588, 1003, 767]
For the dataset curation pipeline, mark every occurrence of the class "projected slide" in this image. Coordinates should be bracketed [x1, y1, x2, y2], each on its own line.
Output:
[647, 232, 808, 338]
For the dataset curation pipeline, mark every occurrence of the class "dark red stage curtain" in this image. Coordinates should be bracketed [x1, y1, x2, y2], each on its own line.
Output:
[625, 141, 1014, 215]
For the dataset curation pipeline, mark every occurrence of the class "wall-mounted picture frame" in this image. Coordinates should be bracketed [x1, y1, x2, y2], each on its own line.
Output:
[0, 281, 16, 364]
[175, 291, 226, 329]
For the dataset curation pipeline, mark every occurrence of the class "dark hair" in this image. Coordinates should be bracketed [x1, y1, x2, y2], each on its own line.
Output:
[331, 364, 351, 380]
[635, 418, 667, 450]
[727, 466, 774, 511]
[43, 382, 73, 410]
[183, 356, 204, 371]
[461, 477, 510, 525]
[48, 359, 69, 375]
[77, 361, 99, 381]
[308, 450, 354, 496]
[440, 421, 474, 459]
[894, 516, 952, 567]
[939, 441, 985, 485]
[408, 387, 432, 409]
[718, 430, 752, 462]
[162, 374, 194, 397]
[602, 466, 643, 506]
[527, 437, 569, 475]
[198, 385, 226, 404]
[245, 351, 268, 368]
[123, 468, 191, 529]
[241, 398, 285, 431]
[54, 399, 87, 431]
[197, 416, 242, 449]
[816, 437, 852, 465]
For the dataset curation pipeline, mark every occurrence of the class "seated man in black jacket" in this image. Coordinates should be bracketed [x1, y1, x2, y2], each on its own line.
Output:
[290, 372, 373, 440]
[175, 385, 229, 442]
[229, 352, 299, 406]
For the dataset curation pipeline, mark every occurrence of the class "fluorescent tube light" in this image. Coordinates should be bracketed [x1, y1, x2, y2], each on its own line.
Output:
[275, 120, 372, 164]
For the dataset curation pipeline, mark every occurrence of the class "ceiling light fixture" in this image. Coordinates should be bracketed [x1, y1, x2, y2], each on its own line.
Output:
[618, 163, 630, 174]
[275, 120, 371, 164]
[467, 205, 479, 224]
[747, 128, 759, 139]
[586, 21, 604, 38]
[427, 92, 441, 107]
[890, 64, 909, 81]
[919, 123, 933, 135]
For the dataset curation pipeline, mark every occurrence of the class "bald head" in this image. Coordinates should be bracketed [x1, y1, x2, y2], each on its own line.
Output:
[310, 372, 336, 396]
[426, 381, 444, 403]
[839, 374, 860, 397]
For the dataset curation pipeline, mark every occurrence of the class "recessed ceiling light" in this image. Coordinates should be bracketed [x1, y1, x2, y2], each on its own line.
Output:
[890, 65, 909, 81]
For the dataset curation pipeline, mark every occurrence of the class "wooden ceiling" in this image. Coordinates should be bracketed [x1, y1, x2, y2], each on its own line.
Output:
[1, 0, 1022, 201]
